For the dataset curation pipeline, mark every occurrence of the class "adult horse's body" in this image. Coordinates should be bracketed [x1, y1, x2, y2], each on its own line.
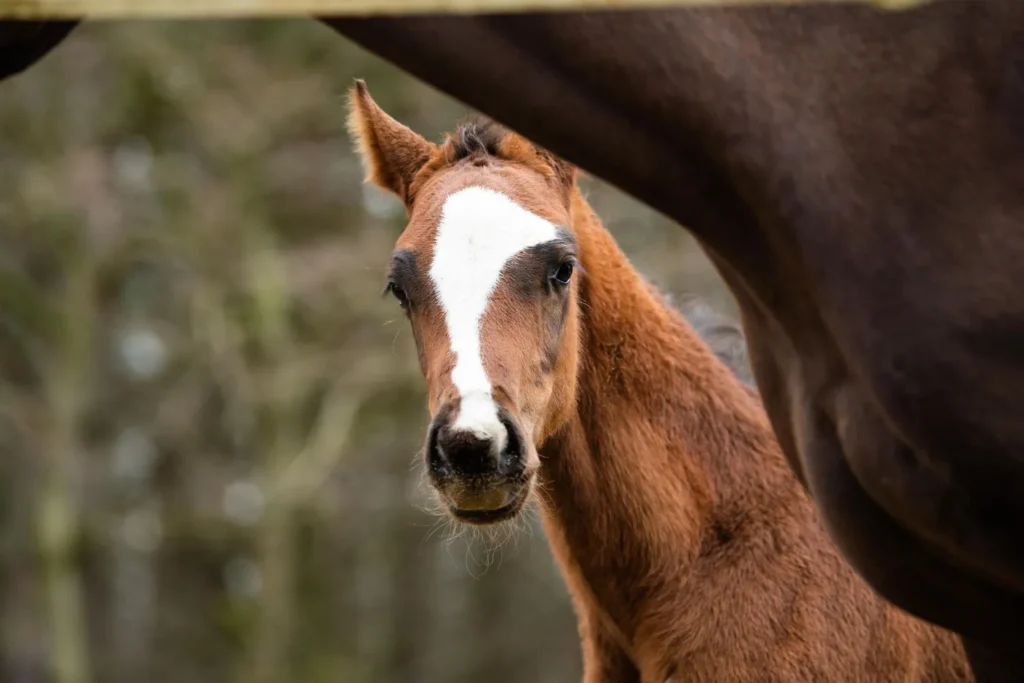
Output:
[349, 82, 972, 681]
[330, 8, 1024, 677]
[2, 4, 1023, 677]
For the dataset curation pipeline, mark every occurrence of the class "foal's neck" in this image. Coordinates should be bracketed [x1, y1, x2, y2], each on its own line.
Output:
[537, 191, 798, 644]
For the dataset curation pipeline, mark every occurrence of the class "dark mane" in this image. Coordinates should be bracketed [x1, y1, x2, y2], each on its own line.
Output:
[445, 118, 508, 163]
[663, 291, 756, 390]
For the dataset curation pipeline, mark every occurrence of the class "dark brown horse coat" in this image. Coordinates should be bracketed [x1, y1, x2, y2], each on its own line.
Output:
[3, 4, 1023, 678]
[328, 10, 1024, 678]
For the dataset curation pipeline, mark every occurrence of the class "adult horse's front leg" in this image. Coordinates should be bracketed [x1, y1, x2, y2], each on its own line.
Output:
[962, 639, 1024, 683]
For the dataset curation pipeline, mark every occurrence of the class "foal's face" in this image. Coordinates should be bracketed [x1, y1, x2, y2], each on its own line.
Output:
[386, 165, 580, 524]
[348, 81, 581, 524]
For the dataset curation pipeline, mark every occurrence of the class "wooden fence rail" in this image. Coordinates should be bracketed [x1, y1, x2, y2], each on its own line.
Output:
[1, 0, 944, 20]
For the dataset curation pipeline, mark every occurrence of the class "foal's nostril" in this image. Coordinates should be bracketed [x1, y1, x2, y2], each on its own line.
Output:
[498, 412, 523, 464]
[433, 427, 503, 476]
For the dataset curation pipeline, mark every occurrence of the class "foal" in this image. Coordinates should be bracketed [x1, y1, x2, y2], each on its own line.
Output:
[348, 81, 971, 683]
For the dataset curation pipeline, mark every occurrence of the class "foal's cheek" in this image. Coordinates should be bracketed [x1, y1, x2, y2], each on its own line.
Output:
[523, 344, 563, 445]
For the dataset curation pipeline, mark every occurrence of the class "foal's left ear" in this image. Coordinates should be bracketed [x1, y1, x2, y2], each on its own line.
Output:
[347, 80, 438, 205]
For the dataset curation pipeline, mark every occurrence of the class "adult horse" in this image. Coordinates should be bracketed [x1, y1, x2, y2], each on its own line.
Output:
[331, 9, 1024, 679]
[1, 3, 1023, 678]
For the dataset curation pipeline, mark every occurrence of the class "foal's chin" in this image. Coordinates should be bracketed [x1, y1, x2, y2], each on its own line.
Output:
[433, 474, 534, 526]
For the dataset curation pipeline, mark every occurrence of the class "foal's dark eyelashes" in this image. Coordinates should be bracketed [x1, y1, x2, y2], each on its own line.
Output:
[383, 280, 410, 307]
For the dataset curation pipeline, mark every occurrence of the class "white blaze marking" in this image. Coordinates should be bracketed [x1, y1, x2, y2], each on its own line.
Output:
[429, 185, 559, 449]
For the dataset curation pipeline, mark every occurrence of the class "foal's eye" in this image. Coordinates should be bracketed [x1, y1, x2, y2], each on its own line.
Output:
[387, 282, 409, 307]
[552, 261, 574, 287]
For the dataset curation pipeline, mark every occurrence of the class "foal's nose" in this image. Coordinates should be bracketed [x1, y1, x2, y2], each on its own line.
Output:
[429, 398, 516, 477]
[433, 428, 505, 475]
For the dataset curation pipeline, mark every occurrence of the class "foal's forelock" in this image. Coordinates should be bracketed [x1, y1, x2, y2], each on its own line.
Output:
[427, 185, 562, 444]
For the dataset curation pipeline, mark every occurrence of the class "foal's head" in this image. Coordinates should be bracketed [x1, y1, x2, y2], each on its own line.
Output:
[349, 81, 582, 525]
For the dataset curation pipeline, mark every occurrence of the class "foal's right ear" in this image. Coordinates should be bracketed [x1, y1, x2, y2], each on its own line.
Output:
[347, 80, 438, 205]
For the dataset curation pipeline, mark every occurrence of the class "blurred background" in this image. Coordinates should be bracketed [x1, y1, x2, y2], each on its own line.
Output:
[0, 18, 735, 683]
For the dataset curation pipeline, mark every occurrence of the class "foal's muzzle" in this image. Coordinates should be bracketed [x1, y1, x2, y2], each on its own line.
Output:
[425, 401, 531, 524]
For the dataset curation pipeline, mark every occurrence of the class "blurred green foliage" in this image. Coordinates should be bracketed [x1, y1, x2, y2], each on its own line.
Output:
[0, 18, 733, 683]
